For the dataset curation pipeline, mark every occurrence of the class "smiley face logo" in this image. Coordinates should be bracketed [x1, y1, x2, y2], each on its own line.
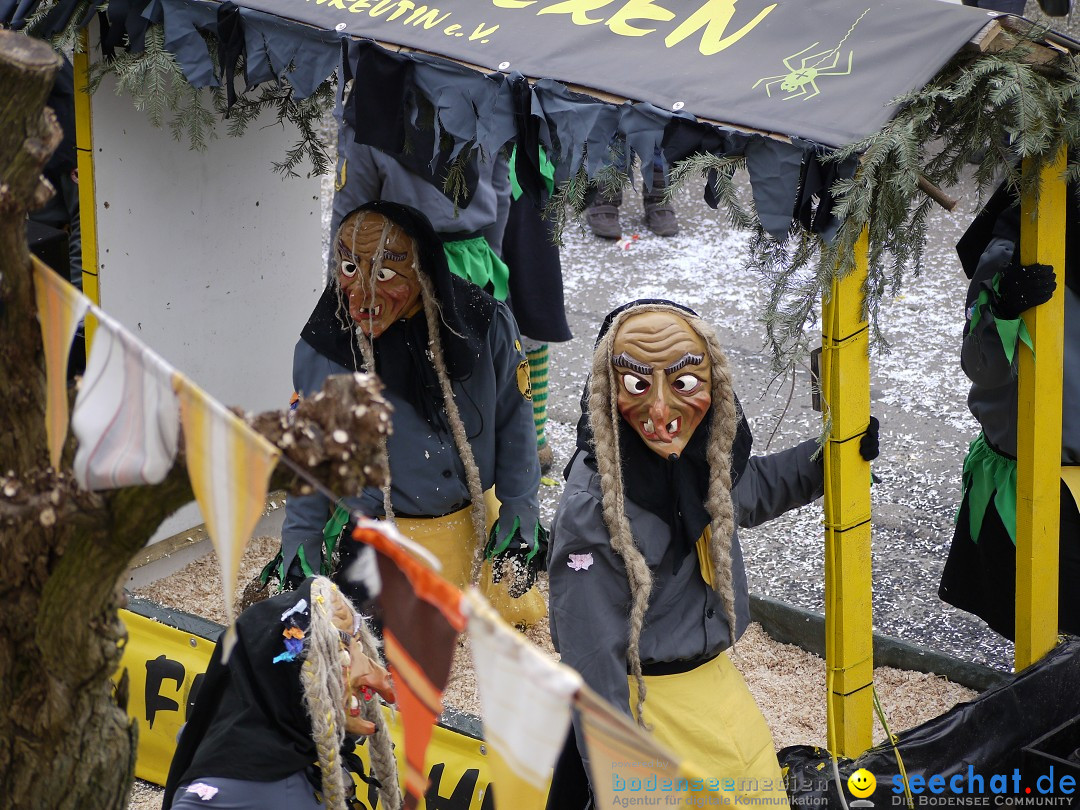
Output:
[847, 768, 876, 798]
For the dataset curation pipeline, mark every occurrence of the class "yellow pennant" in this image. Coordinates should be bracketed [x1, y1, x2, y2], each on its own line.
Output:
[173, 373, 280, 660]
[30, 256, 89, 470]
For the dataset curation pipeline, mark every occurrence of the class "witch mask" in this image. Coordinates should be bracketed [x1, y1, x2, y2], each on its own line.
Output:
[336, 211, 422, 338]
[611, 310, 712, 460]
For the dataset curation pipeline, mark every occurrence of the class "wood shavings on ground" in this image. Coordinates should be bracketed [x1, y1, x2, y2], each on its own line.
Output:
[132, 535, 282, 625]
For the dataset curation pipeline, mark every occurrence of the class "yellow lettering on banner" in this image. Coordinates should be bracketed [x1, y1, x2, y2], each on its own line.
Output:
[370, 0, 396, 17]
[387, 0, 413, 20]
[664, 0, 776, 55]
[406, 5, 451, 26]
[606, 0, 674, 36]
[347, 0, 370, 11]
[470, 22, 499, 40]
[327, 0, 347, 9]
[537, 0, 613, 26]
[492, 0, 537, 6]
[444, 22, 462, 34]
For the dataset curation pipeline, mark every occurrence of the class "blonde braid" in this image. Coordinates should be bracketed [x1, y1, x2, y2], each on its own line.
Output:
[588, 317, 653, 727]
[302, 578, 349, 810]
[688, 315, 740, 641]
[415, 269, 488, 583]
[355, 620, 403, 810]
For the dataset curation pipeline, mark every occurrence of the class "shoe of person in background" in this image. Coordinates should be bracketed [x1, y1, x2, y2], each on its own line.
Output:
[586, 185, 623, 239]
[643, 167, 679, 237]
[537, 443, 554, 474]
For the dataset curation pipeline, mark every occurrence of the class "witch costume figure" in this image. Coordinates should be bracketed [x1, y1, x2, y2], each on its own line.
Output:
[163, 576, 399, 810]
[276, 201, 547, 628]
[547, 300, 880, 808]
[939, 181, 1080, 639]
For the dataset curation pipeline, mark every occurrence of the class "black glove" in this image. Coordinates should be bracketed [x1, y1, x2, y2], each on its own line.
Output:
[859, 416, 880, 461]
[995, 262, 1057, 320]
[485, 522, 549, 598]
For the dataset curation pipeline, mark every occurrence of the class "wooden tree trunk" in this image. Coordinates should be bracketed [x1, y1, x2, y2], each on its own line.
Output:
[0, 30, 390, 808]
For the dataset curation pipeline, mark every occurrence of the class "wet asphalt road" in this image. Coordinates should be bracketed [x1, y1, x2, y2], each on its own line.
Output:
[534, 168, 1017, 672]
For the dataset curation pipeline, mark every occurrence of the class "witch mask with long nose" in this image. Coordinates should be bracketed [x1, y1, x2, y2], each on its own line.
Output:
[610, 310, 712, 460]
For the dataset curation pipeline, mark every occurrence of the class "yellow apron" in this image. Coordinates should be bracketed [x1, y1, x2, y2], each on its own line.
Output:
[628, 653, 790, 807]
[393, 489, 547, 629]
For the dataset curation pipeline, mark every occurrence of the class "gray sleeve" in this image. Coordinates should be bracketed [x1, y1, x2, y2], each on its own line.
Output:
[549, 485, 633, 780]
[489, 304, 542, 539]
[733, 438, 825, 528]
[961, 237, 1021, 389]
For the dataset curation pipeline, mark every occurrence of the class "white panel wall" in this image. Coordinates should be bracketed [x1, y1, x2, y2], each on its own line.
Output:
[91, 76, 326, 414]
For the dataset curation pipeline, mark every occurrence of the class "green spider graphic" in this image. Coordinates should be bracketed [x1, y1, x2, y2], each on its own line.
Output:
[752, 42, 853, 101]
[752, 8, 869, 101]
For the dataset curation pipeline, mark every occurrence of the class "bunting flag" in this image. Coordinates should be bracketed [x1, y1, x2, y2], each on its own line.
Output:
[31, 256, 90, 470]
[352, 520, 465, 809]
[575, 685, 724, 809]
[70, 306, 181, 490]
[463, 589, 581, 810]
[173, 373, 280, 661]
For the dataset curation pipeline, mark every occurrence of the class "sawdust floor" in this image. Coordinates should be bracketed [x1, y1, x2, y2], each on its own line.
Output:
[125, 536, 977, 809]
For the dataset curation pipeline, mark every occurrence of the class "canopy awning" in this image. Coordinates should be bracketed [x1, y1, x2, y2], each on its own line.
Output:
[241, 0, 994, 148]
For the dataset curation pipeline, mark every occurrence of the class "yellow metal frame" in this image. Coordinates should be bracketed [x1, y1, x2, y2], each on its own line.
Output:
[1015, 151, 1066, 670]
[820, 226, 874, 756]
[72, 41, 100, 343]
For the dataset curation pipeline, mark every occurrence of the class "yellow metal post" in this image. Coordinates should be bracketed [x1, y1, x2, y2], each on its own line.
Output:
[1015, 151, 1066, 670]
[72, 41, 100, 341]
[821, 226, 874, 756]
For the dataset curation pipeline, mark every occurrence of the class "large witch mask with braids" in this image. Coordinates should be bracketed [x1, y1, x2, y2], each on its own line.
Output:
[585, 301, 747, 724]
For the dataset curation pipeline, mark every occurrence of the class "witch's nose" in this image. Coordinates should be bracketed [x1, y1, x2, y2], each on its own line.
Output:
[649, 389, 673, 442]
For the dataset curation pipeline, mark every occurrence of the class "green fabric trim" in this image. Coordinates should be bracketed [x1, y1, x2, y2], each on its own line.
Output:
[323, 503, 350, 562]
[295, 545, 317, 578]
[443, 236, 509, 301]
[259, 552, 284, 590]
[526, 522, 547, 564]
[960, 432, 1018, 545]
[487, 515, 521, 558]
[994, 315, 1033, 367]
[972, 274, 1034, 367]
[508, 145, 555, 201]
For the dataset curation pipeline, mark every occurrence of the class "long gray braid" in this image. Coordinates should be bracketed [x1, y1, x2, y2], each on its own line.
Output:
[413, 269, 489, 583]
[588, 304, 739, 727]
